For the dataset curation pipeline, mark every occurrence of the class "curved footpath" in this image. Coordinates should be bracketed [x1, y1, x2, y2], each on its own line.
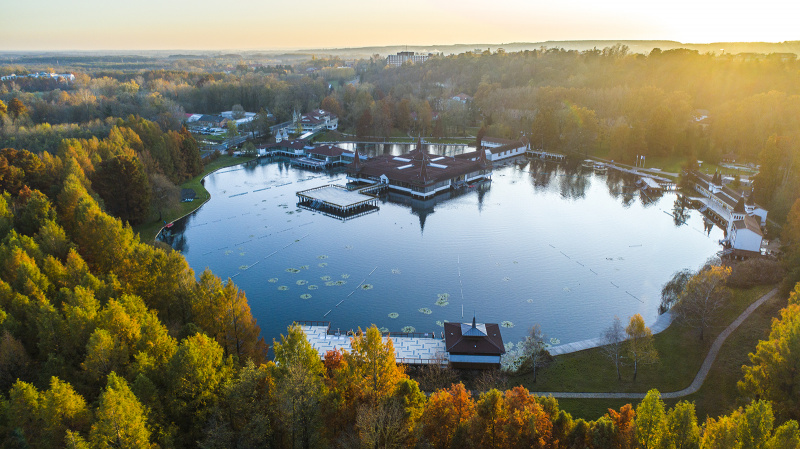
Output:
[532, 288, 778, 399]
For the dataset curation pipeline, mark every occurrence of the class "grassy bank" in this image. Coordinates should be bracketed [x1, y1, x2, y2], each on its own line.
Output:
[512, 285, 776, 419]
[135, 155, 256, 242]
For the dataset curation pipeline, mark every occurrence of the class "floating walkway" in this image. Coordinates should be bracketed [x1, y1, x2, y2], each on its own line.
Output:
[296, 185, 380, 220]
[526, 149, 566, 161]
[298, 322, 448, 366]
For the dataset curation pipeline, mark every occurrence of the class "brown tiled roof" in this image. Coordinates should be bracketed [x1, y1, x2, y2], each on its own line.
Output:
[348, 144, 487, 187]
[482, 137, 516, 145]
[263, 139, 309, 151]
[444, 322, 505, 356]
[733, 215, 763, 236]
[307, 144, 351, 157]
[487, 141, 524, 155]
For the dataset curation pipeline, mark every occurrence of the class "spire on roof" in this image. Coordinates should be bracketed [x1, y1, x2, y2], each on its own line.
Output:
[734, 196, 746, 213]
[352, 147, 361, 171]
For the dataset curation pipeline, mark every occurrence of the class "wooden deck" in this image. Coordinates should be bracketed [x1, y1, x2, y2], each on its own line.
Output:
[298, 323, 448, 365]
[296, 185, 380, 220]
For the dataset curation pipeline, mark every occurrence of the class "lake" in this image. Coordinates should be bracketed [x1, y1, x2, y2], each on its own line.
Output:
[162, 151, 723, 347]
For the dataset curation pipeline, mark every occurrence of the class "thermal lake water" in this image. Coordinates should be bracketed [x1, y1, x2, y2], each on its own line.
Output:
[162, 154, 724, 347]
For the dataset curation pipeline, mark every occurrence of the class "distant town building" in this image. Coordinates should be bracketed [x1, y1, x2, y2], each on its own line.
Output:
[0, 72, 75, 82]
[292, 109, 339, 134]
[451, 93, 473, 103]
[387, 51, 433, 67]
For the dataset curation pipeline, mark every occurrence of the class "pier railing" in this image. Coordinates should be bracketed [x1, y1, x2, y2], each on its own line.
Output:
[295, 320, 331, 328]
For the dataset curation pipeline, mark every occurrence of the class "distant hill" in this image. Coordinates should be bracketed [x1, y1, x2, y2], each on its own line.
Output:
[298, 40, 800, 57]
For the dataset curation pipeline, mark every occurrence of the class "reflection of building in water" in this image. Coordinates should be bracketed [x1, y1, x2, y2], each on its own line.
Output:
[348, 138, 492, 199]
[385, 182, 490, 232]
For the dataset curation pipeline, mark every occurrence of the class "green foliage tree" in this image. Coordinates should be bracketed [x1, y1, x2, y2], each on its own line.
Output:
[89, 372, 151, 449]
[635, 389, 666, 449]
[740, 285, 800, 421]
[91, 155, 151, 225]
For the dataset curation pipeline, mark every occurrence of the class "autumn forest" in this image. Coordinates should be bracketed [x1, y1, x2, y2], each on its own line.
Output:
[1, 46, 800, 448]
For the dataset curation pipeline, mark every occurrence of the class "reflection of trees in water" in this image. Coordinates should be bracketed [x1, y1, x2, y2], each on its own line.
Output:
[159, 215, 190, 253]
[559, 171, 589, 200]
[671, 196, 691, 226]
[606, 170, 638, 208]
[527, 159, 556, 189]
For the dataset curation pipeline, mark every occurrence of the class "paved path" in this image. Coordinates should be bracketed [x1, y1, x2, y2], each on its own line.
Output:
[532, 288, 779, 399]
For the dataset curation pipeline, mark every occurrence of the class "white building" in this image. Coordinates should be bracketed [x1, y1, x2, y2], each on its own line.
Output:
[293, 109, 338, 133]
[730, 215, 763, 256]
[481, 137, 527, 161]
[387, 51, 432, 67]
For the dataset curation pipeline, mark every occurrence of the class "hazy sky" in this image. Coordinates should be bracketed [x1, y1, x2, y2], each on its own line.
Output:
[2, 0, 797, 51]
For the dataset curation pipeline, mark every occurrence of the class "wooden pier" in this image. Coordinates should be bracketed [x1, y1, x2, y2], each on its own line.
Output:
[527, 149, 566, 161]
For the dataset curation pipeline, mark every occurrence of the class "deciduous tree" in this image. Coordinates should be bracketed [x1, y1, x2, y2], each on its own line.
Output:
[674, 265, 732, 340]
[601, 316, 626, 380]
[625, 314, 658, 381]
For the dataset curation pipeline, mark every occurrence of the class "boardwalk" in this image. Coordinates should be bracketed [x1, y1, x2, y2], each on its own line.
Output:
[533, 288, 778, 399]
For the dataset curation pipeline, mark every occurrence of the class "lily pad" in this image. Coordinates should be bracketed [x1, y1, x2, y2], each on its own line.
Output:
[502, 276, 511, 282]
[418, 308, 432, 315]
[317, 255, 328, 259]
[435, 320, 444, 327]
[391, 268, 401, 274]
[321, 276, 331, 281]
[268, 278, 278, 283]
[300, 294, 312, 299]
[300, 265, 309, 270]
[278, 286, 289, 291]
[238, 265, 249, 270]
[318, 263, 328, 267]
[379, 327, 389, 333]
[286, 268, 300, 273]
[526, 299, 534, 303]
[224, 250, 233, 255]
[401, 326, 416, 333]
[341, 274, 350, 279]
[388, 313, 399, 319]
[308, 285, 318, 290]
[361, 284, 373, 290]
[501, 321, 514, 328]
[550, 338, 561, 345]
[296, 280, 307, 286]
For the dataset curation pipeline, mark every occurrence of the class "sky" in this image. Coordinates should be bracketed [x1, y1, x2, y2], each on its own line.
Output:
[1, 0, 797, 51]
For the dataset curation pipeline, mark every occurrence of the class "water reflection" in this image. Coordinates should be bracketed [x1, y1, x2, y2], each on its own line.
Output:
[336, 142, 473, 158]
[163, 157, 725, 346]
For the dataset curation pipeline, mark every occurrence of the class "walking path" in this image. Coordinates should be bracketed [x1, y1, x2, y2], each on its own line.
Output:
[532, 288, 778, 399]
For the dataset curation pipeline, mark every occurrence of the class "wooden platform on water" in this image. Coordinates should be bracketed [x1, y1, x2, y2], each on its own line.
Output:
[298, 322, 448, 365]
[296, 185, 380, 220]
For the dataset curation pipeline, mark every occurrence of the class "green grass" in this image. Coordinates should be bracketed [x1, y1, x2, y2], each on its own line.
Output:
[513, 285, 775, 420]
[134, 155, 256, 242]
[685, 289, 786, 421]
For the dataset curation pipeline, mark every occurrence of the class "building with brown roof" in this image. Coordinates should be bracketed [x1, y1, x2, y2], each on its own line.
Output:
[347, 138, 491, 198]
[444, 316, 505, 369]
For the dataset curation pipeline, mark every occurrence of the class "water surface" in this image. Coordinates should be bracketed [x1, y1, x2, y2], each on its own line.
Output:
[163, 154, 723, 346]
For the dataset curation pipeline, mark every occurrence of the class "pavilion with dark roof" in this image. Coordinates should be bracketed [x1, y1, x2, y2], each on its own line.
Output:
[443, 316, 505, 369]
[347, 138, 491, 198]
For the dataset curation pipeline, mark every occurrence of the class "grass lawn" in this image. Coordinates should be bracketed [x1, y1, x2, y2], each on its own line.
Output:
[512, 285, 776, 420]
[134, 155, 256, 242]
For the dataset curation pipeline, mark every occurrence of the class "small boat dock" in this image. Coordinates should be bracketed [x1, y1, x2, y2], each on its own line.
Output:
[297, 321, 448, 366]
